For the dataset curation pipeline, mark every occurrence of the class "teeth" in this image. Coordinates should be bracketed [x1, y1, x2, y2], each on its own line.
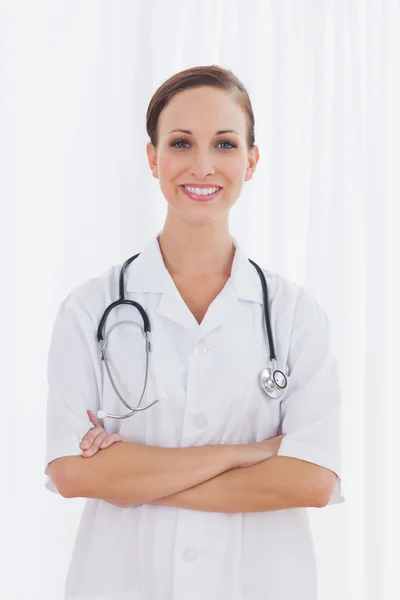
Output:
[184, 185, 219, 196]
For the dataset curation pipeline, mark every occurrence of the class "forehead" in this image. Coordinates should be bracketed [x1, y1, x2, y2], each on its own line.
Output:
[158, 87, 246, 134]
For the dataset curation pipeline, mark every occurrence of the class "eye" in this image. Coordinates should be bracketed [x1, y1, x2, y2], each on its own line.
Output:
[170, 139, 237, 150]
[218, 140, 237, 149]
[170, 139, 189, 149]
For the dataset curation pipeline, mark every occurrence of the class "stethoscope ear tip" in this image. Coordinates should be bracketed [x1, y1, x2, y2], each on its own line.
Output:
[97, 409, 108, 420]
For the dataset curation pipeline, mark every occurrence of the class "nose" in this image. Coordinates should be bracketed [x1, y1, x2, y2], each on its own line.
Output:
[189, 151, 216, 180]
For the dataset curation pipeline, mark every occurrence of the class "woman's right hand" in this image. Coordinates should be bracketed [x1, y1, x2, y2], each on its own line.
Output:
[232, 434, 286, 469]
[80, 410, 128, 457]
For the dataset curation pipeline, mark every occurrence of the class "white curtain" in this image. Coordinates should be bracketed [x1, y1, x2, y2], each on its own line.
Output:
[3, 0, 399, 598]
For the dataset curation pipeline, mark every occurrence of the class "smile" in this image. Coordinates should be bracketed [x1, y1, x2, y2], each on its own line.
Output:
[180, 185, 222, 202]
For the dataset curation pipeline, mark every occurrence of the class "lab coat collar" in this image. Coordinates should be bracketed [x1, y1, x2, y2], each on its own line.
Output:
[124, 231, 264, 335]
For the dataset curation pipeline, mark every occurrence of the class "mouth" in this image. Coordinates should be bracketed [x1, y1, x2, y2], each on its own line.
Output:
[179, 185, 222, 202]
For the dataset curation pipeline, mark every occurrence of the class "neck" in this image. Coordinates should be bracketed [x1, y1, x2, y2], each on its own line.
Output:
[157, 222, 235, 279]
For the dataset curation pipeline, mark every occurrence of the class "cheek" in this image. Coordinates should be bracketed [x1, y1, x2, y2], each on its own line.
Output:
[223, 156, 247, 184]
[157, 156, 181, 201]
[158, 152, 182, 177]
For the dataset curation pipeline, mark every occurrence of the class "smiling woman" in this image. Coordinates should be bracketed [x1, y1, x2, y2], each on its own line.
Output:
[44, 64, 344, 600]
[145, 66, 260, 243]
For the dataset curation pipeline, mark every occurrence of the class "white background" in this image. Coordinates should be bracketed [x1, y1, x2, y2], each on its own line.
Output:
[1, 0, 399, 598]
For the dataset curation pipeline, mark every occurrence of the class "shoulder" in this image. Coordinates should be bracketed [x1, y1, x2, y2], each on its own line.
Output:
[56, 263, 121, 325]
[259, 266, 328, 326]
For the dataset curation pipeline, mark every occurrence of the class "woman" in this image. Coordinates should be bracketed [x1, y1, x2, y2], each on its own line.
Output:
[44, 65, 344, 600]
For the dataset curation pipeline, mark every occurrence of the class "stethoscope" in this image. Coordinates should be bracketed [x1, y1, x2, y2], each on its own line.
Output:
[96, 253, 290, 420]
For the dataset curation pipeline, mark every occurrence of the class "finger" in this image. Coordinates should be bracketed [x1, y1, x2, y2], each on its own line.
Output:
[99, 435, 113, 449]
[82, 431, 107, 456]
[99, 433, 122, 449]
[80, 426, 104, 450]
[80, 425, 103, 448]
[87, 409, 101, 428]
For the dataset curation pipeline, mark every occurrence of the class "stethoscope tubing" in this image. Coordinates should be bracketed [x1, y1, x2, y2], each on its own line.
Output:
[96, 252, 289, 420]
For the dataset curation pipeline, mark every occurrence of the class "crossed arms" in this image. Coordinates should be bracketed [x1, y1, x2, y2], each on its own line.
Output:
[49, 440, 338, 512]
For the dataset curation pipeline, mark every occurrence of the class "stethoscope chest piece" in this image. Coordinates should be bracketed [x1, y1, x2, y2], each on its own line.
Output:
[260, 365, 289, 399]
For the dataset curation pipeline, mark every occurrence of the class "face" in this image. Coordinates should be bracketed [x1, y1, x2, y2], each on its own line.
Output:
[146, 86, 259, 226]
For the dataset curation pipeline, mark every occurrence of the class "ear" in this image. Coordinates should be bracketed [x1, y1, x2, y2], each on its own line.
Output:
[146, 142, 158, 179]
[245, 145, 260, 183]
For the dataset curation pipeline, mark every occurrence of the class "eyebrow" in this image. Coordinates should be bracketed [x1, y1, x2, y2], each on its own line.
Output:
[168, 128, 240, 136]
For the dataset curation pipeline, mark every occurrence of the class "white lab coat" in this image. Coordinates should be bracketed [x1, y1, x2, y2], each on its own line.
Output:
[44, 232, 345, 600]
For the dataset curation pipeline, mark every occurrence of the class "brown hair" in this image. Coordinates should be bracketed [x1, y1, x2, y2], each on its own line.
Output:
[146, 65, 256, 150]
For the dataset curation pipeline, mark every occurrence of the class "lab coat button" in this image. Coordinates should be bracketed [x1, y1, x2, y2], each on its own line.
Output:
[192, 346, 209, 355]
[193, 413, 208, 429]
[182, 547, 198, 562]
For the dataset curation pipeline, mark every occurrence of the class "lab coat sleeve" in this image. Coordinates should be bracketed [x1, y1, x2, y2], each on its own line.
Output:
[44, 291, 102, 495]
[276, 287, 345, 506]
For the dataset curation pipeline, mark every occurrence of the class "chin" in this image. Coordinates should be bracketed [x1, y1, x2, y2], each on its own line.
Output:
[183, 211, 229, 226]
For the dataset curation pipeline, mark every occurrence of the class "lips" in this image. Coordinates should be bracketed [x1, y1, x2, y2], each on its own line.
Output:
[180, 185, 222, 202]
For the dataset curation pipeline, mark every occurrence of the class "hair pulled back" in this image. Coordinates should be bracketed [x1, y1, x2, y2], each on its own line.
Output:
[146, 65, 255, 150]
